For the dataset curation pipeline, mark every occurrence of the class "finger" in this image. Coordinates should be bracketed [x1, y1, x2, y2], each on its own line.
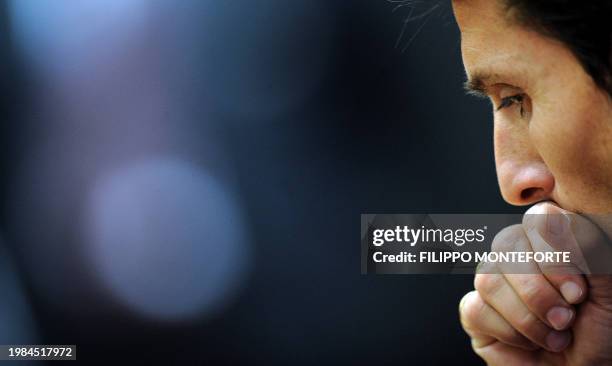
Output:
[474, 272, 572, 352]
[571, 213, 612, 275]
[460, 291, 538, 350]
[523, 203, 589, 304]
[490, 225, 576, 331]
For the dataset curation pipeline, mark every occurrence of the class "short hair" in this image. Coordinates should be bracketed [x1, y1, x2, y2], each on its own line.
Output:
[503, 0, 612, 96]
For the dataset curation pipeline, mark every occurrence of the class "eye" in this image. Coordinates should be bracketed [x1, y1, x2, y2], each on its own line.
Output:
[496, 93, 526, 117]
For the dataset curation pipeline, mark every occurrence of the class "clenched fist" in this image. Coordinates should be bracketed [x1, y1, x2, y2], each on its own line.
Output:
[459, 202, 612, 365]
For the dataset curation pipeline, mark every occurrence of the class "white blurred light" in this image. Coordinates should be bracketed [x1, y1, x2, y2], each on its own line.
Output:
[83, 158, 251, 321]
[9, 0, 149, 77]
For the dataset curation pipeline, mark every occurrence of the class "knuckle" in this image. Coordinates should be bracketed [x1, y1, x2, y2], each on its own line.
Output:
[514, 311, 547, 341]
[470, 339, 485, 358]
[476, 260, 497, 275]
[470, 339, 490, 360]
[539, 262, 579, 276]
[515, 310, 537, 331]
[474, 273, 503, 295]
[516, 277, 548, 310]
[503, 328, 529, 347]
[491, 225, 524, 253]
[460, 292, 484, 331]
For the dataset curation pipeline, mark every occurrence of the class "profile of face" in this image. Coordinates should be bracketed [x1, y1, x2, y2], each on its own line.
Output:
[452, 0, 612, 222]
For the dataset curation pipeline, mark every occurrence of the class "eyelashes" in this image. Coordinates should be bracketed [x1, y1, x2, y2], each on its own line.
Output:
[496, 93, 526, 117]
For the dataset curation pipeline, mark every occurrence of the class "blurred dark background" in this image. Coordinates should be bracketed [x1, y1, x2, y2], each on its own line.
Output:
[0, 0, 523, 364]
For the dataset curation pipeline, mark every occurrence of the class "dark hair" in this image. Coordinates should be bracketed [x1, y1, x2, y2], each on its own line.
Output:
[503, 0, 612, 96]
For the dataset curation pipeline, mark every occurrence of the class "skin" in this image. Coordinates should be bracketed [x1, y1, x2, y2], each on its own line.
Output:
[452, 0, 612, 364]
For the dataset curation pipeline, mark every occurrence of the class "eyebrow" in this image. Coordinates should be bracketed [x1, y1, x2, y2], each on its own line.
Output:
[463, 71, 493, 99]
[462, 57, 531, 99]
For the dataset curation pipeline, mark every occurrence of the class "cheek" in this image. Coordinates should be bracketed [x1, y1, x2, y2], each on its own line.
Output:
[530, 101, 612, 212]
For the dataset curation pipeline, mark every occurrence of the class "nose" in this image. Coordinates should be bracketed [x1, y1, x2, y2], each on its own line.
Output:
[493, 114, 555, 206]
[496, 160, 555, 206]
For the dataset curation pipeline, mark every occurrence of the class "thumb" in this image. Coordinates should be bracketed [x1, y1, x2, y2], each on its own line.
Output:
[563, 208, 612, 307]
[524, 202, 612, 305]
[572, 215, 612, 306]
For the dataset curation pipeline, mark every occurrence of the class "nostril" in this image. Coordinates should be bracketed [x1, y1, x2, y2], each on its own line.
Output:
[498, 161, 555, 206]
[520, 187, 542, 201]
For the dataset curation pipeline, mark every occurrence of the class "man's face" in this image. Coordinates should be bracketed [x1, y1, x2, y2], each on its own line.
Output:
[452, 0, 612, 219]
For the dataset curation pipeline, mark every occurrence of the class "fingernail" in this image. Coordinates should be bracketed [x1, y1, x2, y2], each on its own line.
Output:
[560, 282, 583, 304]
[547, 213, 570, 235]
[546, 307, 573, 330]
[546, 331, 571, 352]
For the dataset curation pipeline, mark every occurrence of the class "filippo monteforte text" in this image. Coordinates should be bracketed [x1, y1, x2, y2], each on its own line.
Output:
[373, 251, 571, 264]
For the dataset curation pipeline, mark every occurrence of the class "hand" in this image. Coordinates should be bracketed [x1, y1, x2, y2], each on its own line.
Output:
[459, 202, 612, 365]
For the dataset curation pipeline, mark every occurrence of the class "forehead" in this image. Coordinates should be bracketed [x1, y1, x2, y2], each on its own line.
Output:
[452, 0, 507, 31]
[453, 0, 516, 66]
[452, 0, 554, 85]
